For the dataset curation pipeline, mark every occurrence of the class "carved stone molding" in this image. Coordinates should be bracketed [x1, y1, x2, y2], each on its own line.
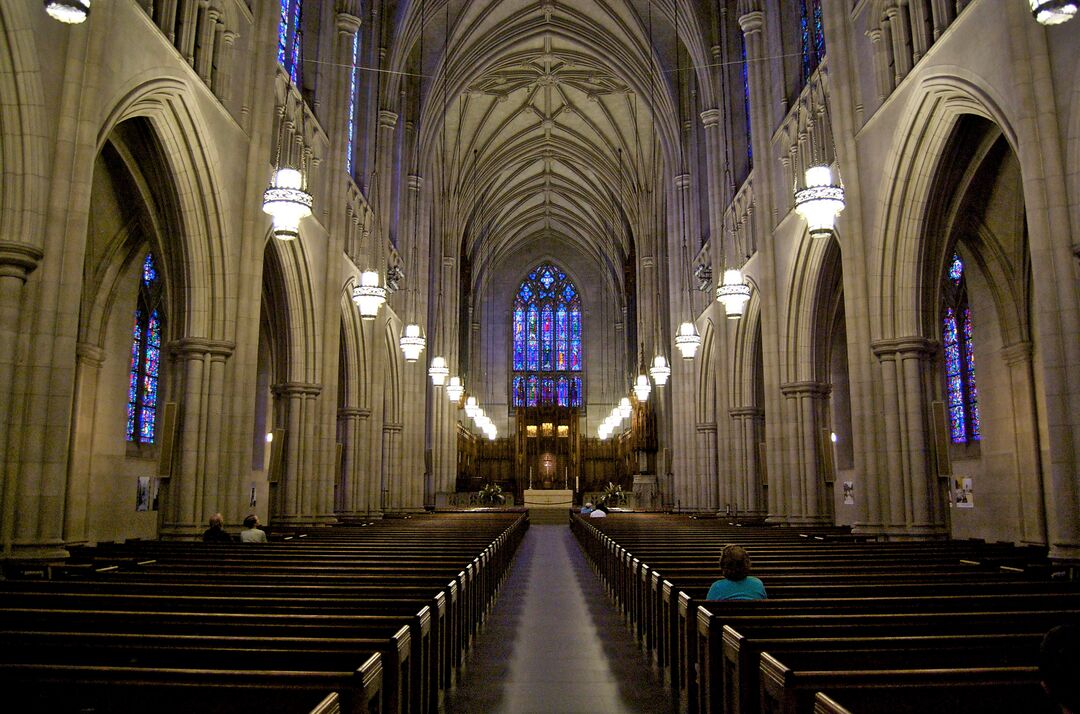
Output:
[273, 382, 323, 397]
[1000, 341, 1033, 367]
[338, 407, 372, 419]
[0, 241, 44, 282]
[171, 337, 236, 359]
[729, 406, 765, 418]
[871, 336, 936, 359]
[779, 381, 830, 398]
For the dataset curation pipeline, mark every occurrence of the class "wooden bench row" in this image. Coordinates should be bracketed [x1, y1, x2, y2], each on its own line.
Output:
[571, 513, 1075, 714]
[1, 512, 529, 714]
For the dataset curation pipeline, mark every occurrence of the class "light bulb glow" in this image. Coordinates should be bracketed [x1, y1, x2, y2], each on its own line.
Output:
[45, 0, 90, 23]
[445, 377, 464, 402]
[399, 323, 426, 362]
[674, 321, 701, 360]
[263, 168, 313, 241]
[794, 164, 845, 239]
[1030, 0, 1077, 24]
[352, 270, 387, 319]
[649, 355, 671, 385]
[428, 356, 449, 386]
[716, 269, 751, 319]
[634, 374, 652, 402]
[619, 397, 632, 419]
[464, 396, 478, 418]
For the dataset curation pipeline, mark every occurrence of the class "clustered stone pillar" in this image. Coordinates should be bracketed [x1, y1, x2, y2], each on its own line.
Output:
[779, 381, 831, 525]
[337, 406, 372, 517]
[871, 338, 944, 538]
[729, 407, 765, 514]
[269, 381, 323, 527]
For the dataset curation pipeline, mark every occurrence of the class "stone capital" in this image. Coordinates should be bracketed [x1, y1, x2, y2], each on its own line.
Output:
[700, 108, 721, 128]
[76, 341, 106, 366]
[738, 11, 764, 35]
[695, 422, 717, 433]
[336, 12, 362, 34]
[871, 336, 936, 359]
[779, 380, 830, 398]
[1001, 340, 1033, 367]
[0, 241, 44, 281]
[729, 406, 765, 418]
[674, 173, 691, 189]
[378, 110, 399, 129]
[383, 422, 404, 433]
[407, 174, 424, 191]
[171, 337, 235, 359]
[273, 381, 323, 397]
[338, 406, 372, 419]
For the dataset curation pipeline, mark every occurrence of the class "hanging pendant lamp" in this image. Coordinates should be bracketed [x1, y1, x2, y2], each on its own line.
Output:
[716, 268, 751, 319]
[445, 376, 464, 402]
[649, 355, 671, 385]
[1030, 0, 1076, 24]
[674, 321, 701, 359]
[794, 165, 845, 239]
[45, 0, 89, 23]
[428, 356, 449, 386]
[399, 323, 426, 362]
[353, 270, 387, 319]
[263, 167, 314, 241]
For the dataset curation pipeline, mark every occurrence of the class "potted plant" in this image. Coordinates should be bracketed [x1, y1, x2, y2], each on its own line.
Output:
[477, 482, 505, 506]
[597, 481, 625, 509]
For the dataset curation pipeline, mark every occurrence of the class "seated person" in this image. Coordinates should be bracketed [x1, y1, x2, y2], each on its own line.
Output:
[202, 513, 232, 543]
[240, 514, 268, 543]
[589, 503, 608, 518]
[706, 544, 766, 600]
[1041, 624, 1080, 713]
[580, 501, 594, 514]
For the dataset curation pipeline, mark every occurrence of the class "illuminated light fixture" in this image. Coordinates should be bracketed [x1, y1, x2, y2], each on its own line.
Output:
[464, 396, 479, 418]
[794, 164, 845, 239]
[633, 374, 652, 402]
[265, 432, 274, 443]
[1030, 0, 1077, 23]
[674, 321, 701, 360]
[486, 430, 497, 441]
[262, 168, 313, 241]
[649, 355, 671, 385]
[445, 377, 464, 402]
[428, 356, 449, 386]
[45, 0, 89, 23]
[473, 408, 486, 424]
[399, 323, 426, 362]
[716, 268, 751, 319]
[352, 270, 387, 319]
[619, 397, 632, 419]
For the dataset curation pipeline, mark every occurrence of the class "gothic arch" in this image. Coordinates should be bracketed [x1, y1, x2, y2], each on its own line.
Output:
[0, 4, 48, 249]
[338, 283, 369, 410]
[263, 235, 320, 385]
[872, 71, 1018, 341]
[782, 231, 837, 384]
[96, 78, 233, 342]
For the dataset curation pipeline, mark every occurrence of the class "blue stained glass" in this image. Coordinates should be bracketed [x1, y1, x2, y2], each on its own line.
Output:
[540, 269, 555, 289]
[800, 0, 811, 81]
[346, 32, 360, 176]
[742, 35, 752, 167]
[570, 377, 582, 407]
[970, 401, 981, 440]
[140, 406, 156, 441]
[142, 254, 157, 287]
[527, 375, 538, 407]
[126, 404, 136, 441]
[555, 306, 568, 370]
[944, 343, 960, 367]
[519, 284, 533, 302]
[948, 253, 964, 283]
[513, 307, 526, 370]
[812, 0, 826, 61]
[289, 0, 302, 84]
[949, 404, 966, 442]
[278, 0, 289, 66]
[569, 308, 581, 371]
[513, 376, 525, 406]
[541, 304, 554, 371]
[527, 304, 540, 370]
[557, 377, 569, 407]
[541, 378, 554, 405]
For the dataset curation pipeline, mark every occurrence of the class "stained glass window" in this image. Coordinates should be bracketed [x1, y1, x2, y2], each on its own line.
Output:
[345, 31, 360, 176]
[741, 34, 752, 168]
[278, 0, 303, 84]
[511, 262, 584, 408]
[941, 253, 979, 443]
[800, 0, 826, 84]
[127, 253, 163, 444]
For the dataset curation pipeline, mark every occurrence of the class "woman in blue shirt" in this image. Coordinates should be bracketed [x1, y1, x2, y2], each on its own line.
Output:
[706, 544, 766, 600]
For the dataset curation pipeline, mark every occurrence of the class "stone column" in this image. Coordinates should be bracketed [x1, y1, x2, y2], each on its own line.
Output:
[872, 338, 944, 538]
[374, 110, 398, 256]
[779, 381, 832, 525]
[696, 423, 719, 510]
[178, 0, 201, 66]
[270, 381, 322, 525]
[865, 28, 891, 102]
[338, 406, 371, 516]
[0, 243, 44, 551]
[730, 407, 765, 514]
[883, 6, 912, 86]
[63, 342, 105, 546]
[195, 3, 218, 83]
[1001, 342, 1048, 546]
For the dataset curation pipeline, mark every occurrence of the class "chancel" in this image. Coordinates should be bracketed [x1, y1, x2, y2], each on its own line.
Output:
[0, 0, 1078, 711]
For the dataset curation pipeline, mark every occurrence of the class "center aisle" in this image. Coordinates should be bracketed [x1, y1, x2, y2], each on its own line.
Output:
[445, 523, 673, 713]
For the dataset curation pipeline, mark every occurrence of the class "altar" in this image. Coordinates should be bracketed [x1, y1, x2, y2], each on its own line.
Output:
[523, 489, 574, 509]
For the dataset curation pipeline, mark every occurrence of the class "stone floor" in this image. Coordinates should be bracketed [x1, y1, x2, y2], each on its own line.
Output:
[444, 524, 674, 713]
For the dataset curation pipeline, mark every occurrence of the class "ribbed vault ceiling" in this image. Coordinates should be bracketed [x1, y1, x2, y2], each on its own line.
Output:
[397, 0, 707, 291]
